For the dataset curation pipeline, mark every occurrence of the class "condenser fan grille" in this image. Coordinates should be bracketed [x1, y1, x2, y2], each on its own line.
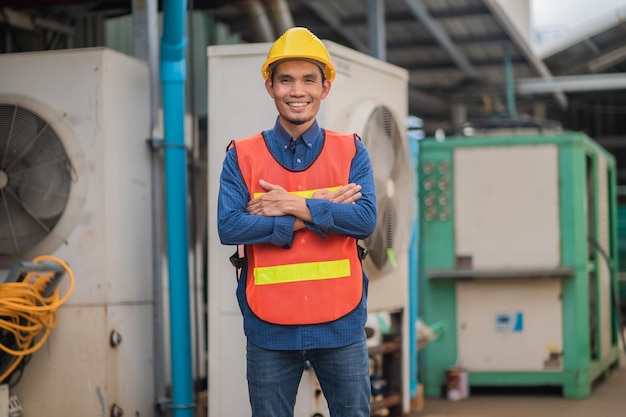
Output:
[361, 105, 411, 271]
[0, 103, 72, 257]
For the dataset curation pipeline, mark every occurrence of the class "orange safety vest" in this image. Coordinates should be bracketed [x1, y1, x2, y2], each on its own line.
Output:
[233, 130, 364, 325]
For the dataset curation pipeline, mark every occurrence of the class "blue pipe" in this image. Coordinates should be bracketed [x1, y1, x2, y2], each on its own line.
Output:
[160, 1, 194, 416]
[407, 128, 420, 398]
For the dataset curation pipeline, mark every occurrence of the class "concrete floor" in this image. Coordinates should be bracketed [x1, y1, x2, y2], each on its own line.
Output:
[412, 341, 626, 417]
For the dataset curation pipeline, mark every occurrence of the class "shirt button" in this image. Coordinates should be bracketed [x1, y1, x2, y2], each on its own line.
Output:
[296, 158, 301, 163]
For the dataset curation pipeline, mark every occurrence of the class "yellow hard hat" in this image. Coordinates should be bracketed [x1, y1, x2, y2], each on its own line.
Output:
[261, 27, 336, 82]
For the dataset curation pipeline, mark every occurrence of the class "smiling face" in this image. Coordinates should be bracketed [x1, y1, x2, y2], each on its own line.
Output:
[265, 59, 331, 138]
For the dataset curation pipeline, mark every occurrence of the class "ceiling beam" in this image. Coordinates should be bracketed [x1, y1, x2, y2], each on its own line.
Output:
[402, 0, 482, 80]
[301, 1, 369, 54]
[342, 6, 492, 26]
[388, 33, 510, 50]
[402, 56, 527, 72]
[587, 44, 626, 73]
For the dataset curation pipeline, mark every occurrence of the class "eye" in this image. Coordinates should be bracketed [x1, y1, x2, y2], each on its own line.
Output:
[275, 74, 291, 82]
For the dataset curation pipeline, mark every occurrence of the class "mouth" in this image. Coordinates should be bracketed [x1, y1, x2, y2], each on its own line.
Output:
[287, 101, 309, 109]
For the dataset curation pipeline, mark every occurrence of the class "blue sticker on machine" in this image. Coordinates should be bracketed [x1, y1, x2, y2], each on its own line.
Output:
[495, 312, 523, 332]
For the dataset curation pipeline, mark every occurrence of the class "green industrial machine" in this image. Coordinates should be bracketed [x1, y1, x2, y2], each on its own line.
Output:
[418, 131, 621, 398]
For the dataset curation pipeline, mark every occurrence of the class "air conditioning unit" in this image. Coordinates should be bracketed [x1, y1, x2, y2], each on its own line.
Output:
[207, 41, 414, 417]
[418, 132, 621, 398]
[0, 48, 155, 416]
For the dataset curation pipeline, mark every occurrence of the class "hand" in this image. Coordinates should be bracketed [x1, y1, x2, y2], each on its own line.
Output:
[312, 183, 362, 203]
[246, 179, 301, 217]
[256, 179, 287, 193]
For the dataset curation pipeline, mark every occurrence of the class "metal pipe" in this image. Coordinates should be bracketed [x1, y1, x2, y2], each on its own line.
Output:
[263, 0, 294, 34]
[150, 141, 168, 414]
[131, 0, 168, 410]
[186, 0, 207, 396]
[368, 0, 386, 60]
[504, 43, 517, 118]
[241, 0, 275, 42]
[161, 1, 194, 416]
[517, 73, 626, 94]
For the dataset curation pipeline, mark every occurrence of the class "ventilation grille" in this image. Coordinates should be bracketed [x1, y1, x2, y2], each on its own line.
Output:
[361, 105, 411, 271]
[0, 103, 72, 258]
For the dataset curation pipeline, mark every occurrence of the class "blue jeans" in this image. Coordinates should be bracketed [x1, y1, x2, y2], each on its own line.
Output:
[246, 339, 371, 417]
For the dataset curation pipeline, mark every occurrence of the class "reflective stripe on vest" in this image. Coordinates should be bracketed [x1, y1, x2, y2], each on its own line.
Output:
[254, 255, 351, 285]
[234, 130, 363, 325]
[253, 186, 341, 200]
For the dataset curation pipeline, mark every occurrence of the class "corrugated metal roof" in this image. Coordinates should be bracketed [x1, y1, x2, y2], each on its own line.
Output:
[287, 0, 626, 139]
[3, 0, 626, 137]
[279, 0, 625, 134]
[212, 0, 550, 130]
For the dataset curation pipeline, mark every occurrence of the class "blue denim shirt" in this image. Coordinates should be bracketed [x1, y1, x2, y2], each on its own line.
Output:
[217, 118, 377, 350]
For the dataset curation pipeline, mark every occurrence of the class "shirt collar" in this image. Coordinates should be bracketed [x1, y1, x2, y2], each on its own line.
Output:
[272, 117, 321, 149]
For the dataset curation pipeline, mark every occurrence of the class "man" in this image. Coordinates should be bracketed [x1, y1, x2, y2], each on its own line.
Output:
[217, 27, 377, 417]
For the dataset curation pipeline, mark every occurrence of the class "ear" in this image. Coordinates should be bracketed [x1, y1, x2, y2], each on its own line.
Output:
[265, 78, 274, 98]
[321, 79, 331, 99]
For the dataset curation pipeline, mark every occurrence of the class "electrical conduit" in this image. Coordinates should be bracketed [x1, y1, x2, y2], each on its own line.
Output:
[160, 1, 194, 416]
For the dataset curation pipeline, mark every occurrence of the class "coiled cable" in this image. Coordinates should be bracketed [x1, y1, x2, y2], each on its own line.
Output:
[0, 255, 75, 384]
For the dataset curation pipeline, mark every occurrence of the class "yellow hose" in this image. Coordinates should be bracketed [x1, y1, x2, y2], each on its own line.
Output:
[0, 255, 75, 383]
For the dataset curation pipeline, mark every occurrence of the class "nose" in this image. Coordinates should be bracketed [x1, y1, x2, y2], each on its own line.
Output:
[289, 80, 306, 96]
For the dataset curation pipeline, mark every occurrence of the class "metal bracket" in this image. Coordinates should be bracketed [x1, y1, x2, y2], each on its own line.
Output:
[4, 261, 66, 297]
[146, 137, 187, 150]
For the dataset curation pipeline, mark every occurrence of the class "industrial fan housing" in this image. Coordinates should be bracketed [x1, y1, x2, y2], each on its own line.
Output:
[0, 48, 155, 417]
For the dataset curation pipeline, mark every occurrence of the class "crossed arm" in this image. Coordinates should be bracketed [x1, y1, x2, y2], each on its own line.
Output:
[246, 179, 363, 230]
[217, 141, 376, 246]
